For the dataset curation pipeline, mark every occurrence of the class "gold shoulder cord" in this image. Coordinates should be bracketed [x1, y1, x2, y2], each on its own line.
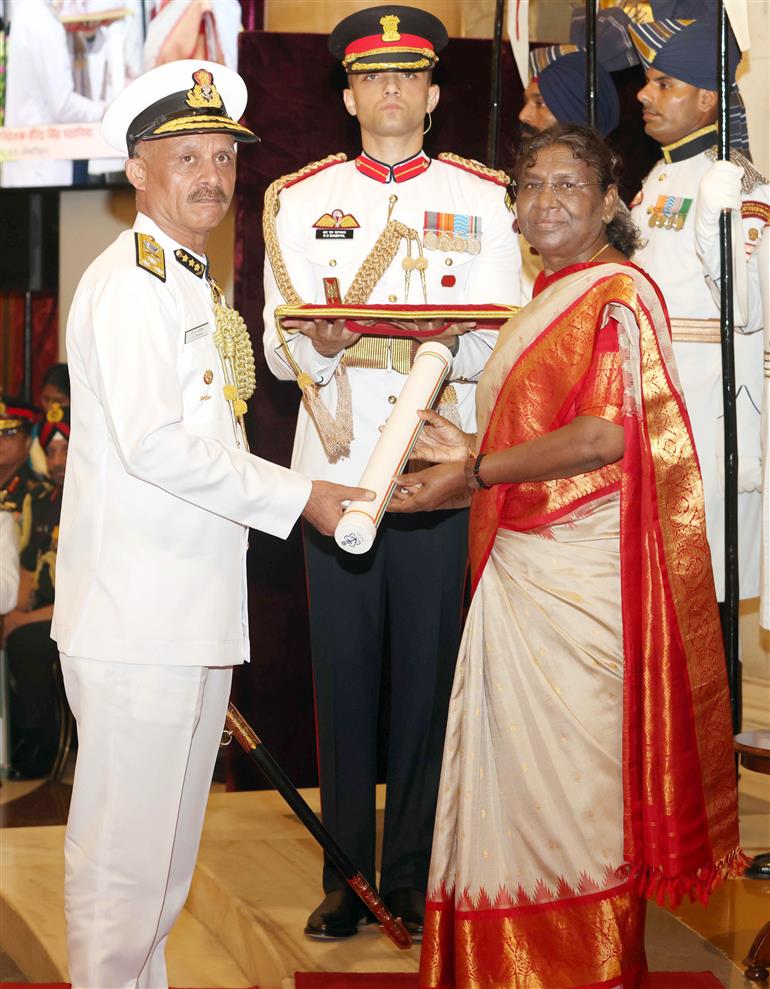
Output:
[263, 156, 430, 459]
[209, 277, 256, 451]
[437, 152, 511, 187]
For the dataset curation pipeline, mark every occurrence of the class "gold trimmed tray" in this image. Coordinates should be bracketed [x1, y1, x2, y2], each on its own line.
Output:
[274, 303, 519, 337]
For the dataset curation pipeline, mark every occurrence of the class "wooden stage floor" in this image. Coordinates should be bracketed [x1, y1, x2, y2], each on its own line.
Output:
[1, 784, 768, 987]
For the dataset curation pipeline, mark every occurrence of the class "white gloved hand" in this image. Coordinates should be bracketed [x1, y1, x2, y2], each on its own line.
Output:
[694, 159, 744, 238]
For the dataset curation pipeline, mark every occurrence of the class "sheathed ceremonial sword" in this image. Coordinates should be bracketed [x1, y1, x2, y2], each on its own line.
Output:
[717, 0, 741, 734]
[223, 704, 412, 950]
[210, 284, 411, 948]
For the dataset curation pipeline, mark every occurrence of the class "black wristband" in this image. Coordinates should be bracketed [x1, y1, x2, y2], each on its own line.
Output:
[473, 453, 492, 489]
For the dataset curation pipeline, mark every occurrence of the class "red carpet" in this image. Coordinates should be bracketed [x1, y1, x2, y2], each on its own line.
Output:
[0, 976, 725, 989]
[293, 974, 725, 988]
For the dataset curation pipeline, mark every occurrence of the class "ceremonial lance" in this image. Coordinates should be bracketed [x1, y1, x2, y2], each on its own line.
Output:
[223, 703, 413, 950]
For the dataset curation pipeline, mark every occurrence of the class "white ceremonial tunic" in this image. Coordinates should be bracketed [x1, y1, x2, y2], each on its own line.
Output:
[55, 213, 311, 989]
[631, 141, 769, 600]
[263, 152, 523, 484]
[53, 212, 312, 666]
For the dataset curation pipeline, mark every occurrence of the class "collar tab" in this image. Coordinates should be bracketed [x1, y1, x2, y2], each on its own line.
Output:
[355, 150, 430, 184]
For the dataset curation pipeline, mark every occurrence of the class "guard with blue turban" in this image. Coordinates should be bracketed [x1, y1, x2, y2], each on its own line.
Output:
[519, 44, 619, 139]
[628, 15, 769, 613]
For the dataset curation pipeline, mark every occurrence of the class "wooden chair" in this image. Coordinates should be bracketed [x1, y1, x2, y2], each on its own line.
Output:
[734, 730, 770, 984]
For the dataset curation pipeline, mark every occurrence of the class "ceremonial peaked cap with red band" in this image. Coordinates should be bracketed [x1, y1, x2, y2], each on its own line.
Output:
[39, 403, 71, 450]
[0, 397, 40, 433]
[102, 59, 259, 156]
[329, 5, 448, 74]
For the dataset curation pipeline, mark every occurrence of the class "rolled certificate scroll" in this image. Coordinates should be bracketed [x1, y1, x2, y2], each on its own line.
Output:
[335, 341, 453, 555]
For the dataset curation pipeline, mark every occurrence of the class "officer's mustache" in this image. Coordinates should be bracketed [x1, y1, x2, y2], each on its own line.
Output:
[188, 186, 227, 203]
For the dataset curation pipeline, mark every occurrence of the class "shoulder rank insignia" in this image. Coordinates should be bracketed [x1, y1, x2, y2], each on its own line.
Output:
[174, 248, 206, 278]
[438, 152, 511, 188]
[134, 233, 166, 281]
[277, 152, 348, 193]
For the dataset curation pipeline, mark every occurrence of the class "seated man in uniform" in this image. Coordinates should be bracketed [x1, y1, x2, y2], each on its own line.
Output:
[0, 397, 51, 549]
[4, 405, 71, 779]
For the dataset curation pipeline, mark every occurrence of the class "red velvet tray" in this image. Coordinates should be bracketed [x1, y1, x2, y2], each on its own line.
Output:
[274, 303, 519, 337]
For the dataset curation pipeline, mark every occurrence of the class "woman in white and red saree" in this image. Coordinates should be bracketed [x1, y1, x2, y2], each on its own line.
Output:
[389, 125, 746, 989]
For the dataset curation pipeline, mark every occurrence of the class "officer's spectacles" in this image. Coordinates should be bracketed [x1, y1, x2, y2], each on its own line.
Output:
[514, 180, 601, 201]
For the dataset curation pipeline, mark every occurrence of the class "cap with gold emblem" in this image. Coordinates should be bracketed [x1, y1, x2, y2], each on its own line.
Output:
[0, 397, 40, 434]
[102, 59, 259, 156]
[329, 4, 448, 74]
[39, 404, 71, 450]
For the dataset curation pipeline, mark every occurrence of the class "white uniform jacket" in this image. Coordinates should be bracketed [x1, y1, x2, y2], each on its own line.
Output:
[263, 152, 522, 485]
[631, 138, 770, 599]
[52, 214, 311, 667]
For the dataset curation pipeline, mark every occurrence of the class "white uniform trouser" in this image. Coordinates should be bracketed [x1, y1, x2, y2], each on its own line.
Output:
[60, 655, 233, 989]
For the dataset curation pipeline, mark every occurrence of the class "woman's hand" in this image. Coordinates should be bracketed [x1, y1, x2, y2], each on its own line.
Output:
[388, 462, 471, 513]
[412, 410, 474, 463]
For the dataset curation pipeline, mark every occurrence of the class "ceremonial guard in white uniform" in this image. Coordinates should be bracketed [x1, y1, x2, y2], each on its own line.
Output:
[628, 17, 769, 603]
[53, 60, 368, 988]
[263, 5, 521, 940]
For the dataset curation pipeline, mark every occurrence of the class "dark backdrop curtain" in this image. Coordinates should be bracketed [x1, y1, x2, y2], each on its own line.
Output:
[230, 30, 656, 790]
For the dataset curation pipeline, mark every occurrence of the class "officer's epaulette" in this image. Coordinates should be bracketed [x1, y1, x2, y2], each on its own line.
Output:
[438, 152, 511, 188]
[134, 232, 166, 281]
[279, 153, 348, 192]
[705, 146, 769, 196]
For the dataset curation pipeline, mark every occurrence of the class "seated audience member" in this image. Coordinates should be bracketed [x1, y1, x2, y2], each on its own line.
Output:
[0, 397, 51, 550]
[31, 363, 71, 474]
[4, 406, 70, 779]
[1, 510, 20, 615]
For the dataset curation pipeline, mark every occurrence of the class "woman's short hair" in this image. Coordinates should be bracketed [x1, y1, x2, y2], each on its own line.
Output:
[511, 124, 643, 257]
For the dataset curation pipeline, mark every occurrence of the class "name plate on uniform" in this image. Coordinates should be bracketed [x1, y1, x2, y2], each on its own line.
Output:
[185, 323, 210, 344]
[275, 302, 519, 337]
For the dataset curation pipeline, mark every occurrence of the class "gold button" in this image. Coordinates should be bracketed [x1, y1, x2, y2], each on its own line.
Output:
[387, 395, 397, 405]
[203, 369, 214, 385]
[659, 173, 666, 181]
[329, 259, 337, 267]
[445, 258, 453, 267]
[388, 294, 397, 302]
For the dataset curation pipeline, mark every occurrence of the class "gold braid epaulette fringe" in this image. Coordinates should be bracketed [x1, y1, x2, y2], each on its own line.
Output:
[438, 152, 511, 187]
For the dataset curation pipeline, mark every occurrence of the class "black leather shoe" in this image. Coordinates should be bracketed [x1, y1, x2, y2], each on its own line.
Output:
[383, 887, 425, 941]
[304, 889, 369, 940]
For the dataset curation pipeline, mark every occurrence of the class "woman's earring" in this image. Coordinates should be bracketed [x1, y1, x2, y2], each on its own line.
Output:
[423, 112, 432, 135]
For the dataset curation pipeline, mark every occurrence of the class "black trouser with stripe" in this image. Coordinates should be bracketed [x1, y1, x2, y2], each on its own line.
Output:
[303, 508, 468, 896]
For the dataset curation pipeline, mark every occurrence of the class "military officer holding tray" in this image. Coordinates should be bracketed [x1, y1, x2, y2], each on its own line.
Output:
[628, 16, 770, 607]
[51, 60, 372, 988]
[263, 5, 522, 941]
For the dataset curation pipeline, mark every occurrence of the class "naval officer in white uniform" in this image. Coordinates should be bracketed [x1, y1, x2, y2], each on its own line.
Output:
[52, 59, 372, 989]
[628, 16, 769, 605]
[263, 4, 522, 941]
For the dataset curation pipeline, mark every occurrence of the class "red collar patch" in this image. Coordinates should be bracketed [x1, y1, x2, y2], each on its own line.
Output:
[355, 150, 430, 184]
